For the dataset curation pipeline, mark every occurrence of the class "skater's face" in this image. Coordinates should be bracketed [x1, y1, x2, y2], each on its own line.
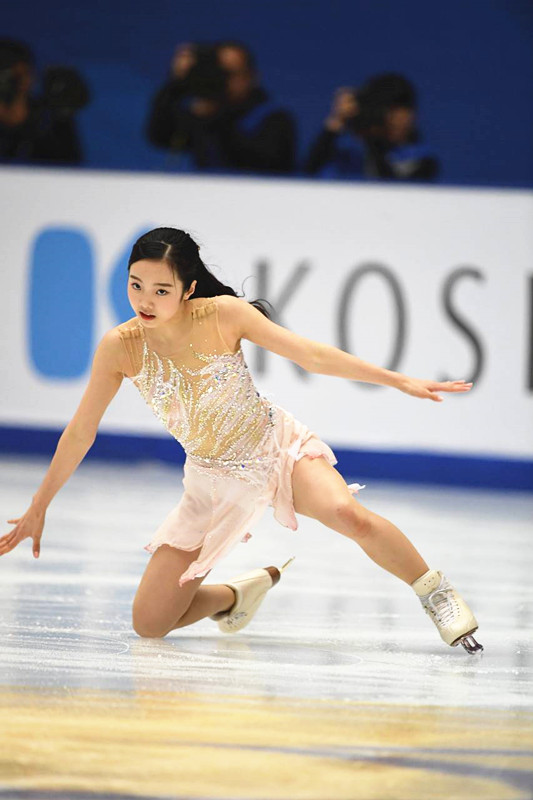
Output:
[127, 259, 196, 325]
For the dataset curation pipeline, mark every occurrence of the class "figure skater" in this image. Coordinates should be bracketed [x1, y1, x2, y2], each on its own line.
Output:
[0, 227, 483, 653]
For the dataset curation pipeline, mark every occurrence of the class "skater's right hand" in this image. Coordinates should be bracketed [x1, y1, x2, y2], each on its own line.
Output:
[0, 502, 46, 559]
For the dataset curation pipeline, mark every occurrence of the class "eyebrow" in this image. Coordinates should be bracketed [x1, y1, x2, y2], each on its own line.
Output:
[129, 273, 174, 288]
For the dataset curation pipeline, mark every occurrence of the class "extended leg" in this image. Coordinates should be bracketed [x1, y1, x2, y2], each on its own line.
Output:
[291, 455, 429, 584]
[291, 455, 482, 652]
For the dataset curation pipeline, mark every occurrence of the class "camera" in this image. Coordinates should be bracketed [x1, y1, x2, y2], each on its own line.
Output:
[0, 38, 89, 114]
[0, 64, 90, 114]
[181, 44, 228, 102]
[41, 66, 90, 115]
[348, 74, 417, 137]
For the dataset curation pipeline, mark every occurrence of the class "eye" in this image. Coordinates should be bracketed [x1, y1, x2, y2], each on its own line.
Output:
[156, 289, 168, 296]
[130, 282, 140, 290]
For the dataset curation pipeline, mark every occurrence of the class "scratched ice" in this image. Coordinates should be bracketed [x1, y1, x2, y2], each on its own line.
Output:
[0, 454, 532, 708]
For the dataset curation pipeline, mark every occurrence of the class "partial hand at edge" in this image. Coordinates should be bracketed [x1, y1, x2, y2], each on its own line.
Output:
[0, 503, 46, 558]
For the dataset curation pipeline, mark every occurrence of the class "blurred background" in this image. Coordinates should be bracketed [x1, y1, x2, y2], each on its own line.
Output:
[0, 0, 532, 488]
[2, 0, 533, 184]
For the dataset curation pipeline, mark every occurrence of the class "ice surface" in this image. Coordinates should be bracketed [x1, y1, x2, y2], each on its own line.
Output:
[0, 455, 532, 709]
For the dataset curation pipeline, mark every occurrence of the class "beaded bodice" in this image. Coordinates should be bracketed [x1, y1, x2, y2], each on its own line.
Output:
[118, 298, 276, 466]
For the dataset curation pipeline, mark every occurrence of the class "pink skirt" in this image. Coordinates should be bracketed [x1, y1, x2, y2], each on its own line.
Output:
[144, 406, 364, 585]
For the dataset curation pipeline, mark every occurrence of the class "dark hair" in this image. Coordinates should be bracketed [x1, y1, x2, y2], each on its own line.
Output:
[128, 227, 271, 318]
[0, 38, 34, 70]
[362, 73, 417, 110]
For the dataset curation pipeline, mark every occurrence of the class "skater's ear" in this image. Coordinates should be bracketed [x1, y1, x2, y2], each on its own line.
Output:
[184, 280, 197, 300]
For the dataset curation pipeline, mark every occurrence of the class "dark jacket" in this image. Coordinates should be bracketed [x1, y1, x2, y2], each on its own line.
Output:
[147, 83, 296, 174]
[0, 97, 82, 164]
[305, 127, 439, 181]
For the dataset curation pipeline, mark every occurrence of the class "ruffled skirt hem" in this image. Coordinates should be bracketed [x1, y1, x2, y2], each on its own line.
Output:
[143, 407, 365, 585]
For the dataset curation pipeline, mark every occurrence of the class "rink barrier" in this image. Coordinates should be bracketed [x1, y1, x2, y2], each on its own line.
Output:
[3, 170, 532, 461]
[0, 425, 531, 492]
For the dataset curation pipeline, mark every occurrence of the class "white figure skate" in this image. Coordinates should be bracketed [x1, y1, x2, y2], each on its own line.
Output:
[211, 557, 295, 634]
[411, 569, 483, 654]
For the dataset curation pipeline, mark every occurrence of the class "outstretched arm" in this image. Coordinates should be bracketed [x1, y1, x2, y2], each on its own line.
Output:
[0, 329, 125, 558]
[217, 295, 472, 402]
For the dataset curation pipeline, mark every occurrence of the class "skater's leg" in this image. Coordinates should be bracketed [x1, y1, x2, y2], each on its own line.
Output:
[291, 455, 429, 584]
[132, 544, 235, 637]
[291, 455, 482, 651]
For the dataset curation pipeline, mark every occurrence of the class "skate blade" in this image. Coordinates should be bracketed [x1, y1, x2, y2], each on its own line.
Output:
[458, 634, 484, 654]
[264, 557, 295, 587]
[280, 556, 295, 573]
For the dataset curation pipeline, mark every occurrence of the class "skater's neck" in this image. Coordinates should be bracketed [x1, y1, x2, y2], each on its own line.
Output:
[141, 303, 194, 355]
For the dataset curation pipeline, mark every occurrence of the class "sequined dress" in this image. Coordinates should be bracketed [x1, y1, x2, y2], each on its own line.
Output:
[118, 297, 363, 585]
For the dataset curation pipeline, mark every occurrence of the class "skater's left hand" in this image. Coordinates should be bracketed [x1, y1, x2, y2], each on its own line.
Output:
[399, 377, 473, 402]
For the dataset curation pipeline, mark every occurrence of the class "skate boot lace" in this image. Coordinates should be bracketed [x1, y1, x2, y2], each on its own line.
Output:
[422, 579, 460, 628]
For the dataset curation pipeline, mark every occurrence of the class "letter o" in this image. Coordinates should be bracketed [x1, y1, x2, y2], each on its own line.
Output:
[338, 263, 407, 387]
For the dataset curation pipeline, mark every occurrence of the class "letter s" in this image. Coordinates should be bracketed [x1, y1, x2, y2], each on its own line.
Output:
[440, 267, 485, 384]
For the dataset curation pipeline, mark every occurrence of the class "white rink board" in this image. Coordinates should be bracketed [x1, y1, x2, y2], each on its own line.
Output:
[0, 166, 532, 459]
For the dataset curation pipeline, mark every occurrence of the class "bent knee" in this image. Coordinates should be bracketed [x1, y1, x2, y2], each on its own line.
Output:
[331, 499, 372, 540]
[132, 610, 171, 639]
[132, 621, 168, 639]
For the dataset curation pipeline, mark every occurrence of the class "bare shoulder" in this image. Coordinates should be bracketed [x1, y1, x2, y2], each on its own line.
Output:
[113, 315, 139, 336]
[94, 325, 130, 375]
[100, 326, 124, 349]
[216, 294, 251, 344]
[215, 294, 249, 315]
[216, 294, 317, 368]
[215, 294, 262, 336]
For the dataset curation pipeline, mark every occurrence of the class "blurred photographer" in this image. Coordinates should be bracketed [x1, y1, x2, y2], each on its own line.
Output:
[146, 40, 296, 174]
[0, 39, 89, 165]
[305, 73, 439, 181]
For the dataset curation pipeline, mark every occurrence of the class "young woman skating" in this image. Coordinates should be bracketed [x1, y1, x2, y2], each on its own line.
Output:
[0, 227, 483, 653]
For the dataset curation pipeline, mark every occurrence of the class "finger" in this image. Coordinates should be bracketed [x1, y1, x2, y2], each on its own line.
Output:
[6, 518, 21, 524]
[33, 539, 40, 558]
[0, 536, 19, 555]
[1, 528, 17, 538]
[451, 383, 473, 392]
[437, 382, 473, 393]
[1, 527, 22, 543]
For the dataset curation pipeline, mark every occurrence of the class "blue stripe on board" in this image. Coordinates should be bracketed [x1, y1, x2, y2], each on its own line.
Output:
[0, 425, 531, 491]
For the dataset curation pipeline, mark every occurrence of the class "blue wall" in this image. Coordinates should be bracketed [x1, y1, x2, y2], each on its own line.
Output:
[5, 0, 533, 186]
[2, 425, 532, 491]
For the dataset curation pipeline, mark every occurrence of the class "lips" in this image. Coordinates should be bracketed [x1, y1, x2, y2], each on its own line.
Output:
[139, 311, 155, 320]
